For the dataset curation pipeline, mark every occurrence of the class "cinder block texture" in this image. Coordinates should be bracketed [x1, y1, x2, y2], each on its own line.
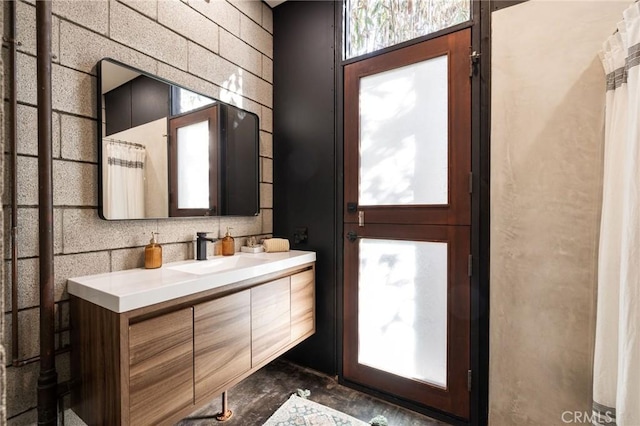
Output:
[262, 55, 273, 83]
[60, 113, 97, 163]
[4, 258, 39, 311]
[119, 0, 157, 20]
[260, 183, 273, 209]
[5, 0, 273, 422]
[231, 0, 263, 24]
[4, 208, 63, 259]
[240, 14, 272, 58]
[16, 2, 60, 61]
[189, 0, 241, 37]
[13, 104, 61, 157]
[59, 20, 157, 76]
[220, 29, 262, 77]
[261, 106, 272, 132]
[110, 1, 188, 69]
[262, 3, 273, 34]
[260, 131, 273, 158]
[262, 157, 273, 183]
[158, 0, 219, 54]
[52, 0, 109, 35]
[261, 209, 273, 235]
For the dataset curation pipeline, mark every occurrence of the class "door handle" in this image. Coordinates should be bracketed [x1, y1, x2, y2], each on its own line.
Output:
[347, 202, 358, 213]
[346, 231, 358, 242]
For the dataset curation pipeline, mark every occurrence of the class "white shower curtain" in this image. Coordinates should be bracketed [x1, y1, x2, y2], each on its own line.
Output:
[594, 3, 640, 425]
[104, 140, 146, 219]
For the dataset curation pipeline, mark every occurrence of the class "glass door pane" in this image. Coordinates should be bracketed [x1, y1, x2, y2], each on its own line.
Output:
[177, 120, 209, 209]
[359, 55, 448, 206]
[358, 238, 448, 387]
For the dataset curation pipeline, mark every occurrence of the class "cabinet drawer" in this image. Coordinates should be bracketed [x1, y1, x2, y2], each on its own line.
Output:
[291, 269, 315, 342]
[251, 278, 291, 366]
[194, 290, 251, 402]
[129, 308, 194, 425]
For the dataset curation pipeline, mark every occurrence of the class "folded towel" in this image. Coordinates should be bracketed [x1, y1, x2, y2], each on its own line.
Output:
[263, 238, 290, 253]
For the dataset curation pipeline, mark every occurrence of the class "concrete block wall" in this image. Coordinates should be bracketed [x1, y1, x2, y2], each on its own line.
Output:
[2, 0, 273, 423]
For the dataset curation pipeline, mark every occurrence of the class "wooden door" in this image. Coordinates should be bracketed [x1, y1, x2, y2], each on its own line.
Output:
[343, 29, 471, 419]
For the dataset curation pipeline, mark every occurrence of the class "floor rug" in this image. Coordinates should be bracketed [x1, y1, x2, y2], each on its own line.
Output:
[263, 394, 370, 426]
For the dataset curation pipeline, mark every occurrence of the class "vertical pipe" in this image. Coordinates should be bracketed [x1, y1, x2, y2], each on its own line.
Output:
[221, 392, 227, 414]
[36, 1, 58, 424]
[8, 0, 20, 368]
[214, 391, 233, 421]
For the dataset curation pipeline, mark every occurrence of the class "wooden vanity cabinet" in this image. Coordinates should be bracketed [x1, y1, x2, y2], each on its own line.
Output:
[291, 269, 315, 342]
[251, 277, 291, 367]
[129, 308, 194, 425]
[71, 264, 315, 426]
[194, 290, 251, 403]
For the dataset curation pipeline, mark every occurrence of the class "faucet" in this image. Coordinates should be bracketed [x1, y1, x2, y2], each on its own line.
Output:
[196, 232, 217, 260]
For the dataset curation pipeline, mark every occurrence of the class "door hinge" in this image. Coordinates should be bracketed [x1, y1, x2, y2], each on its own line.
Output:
[468, 254, 473, 277]
[469, 49, 481, 78]
[468, 370, 472, 391]
[469, 172, 473, 194]
[358, 210, 365, 227]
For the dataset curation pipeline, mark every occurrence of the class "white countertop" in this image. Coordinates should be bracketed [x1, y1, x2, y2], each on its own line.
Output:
[67, 250, 316, 313]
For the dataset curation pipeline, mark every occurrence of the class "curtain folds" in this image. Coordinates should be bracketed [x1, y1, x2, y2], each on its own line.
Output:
[104, 140, 146, 219]
[594, 3, 640, 425]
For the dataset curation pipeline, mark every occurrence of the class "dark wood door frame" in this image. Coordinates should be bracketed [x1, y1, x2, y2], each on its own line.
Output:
[334, 1, 491, 425]
[343, 30, 471, 227]
[168, 105, 219, 217]
[343, 224, 471, 418]
[342, 28, 472, 419]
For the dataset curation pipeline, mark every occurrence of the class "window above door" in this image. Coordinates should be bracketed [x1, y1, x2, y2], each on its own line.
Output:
[344, 0, 471, 59]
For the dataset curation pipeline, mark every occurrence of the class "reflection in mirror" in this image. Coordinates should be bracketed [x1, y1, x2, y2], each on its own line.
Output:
[177, 120, 210, 209]
[98, 59, 259, 220]
[170, 105, 219, 217]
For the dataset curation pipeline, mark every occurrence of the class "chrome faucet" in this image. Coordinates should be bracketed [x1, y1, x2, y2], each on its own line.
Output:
[196, 232, 217, 260]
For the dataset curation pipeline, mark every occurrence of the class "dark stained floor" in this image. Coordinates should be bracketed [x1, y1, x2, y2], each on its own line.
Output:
[177, 359, 445, 426]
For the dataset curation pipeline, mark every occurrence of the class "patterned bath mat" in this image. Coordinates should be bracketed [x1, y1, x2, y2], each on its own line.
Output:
[263, 394, 369, 426]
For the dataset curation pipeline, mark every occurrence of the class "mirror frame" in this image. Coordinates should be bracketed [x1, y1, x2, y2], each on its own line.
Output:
[97, 58, 260, 220]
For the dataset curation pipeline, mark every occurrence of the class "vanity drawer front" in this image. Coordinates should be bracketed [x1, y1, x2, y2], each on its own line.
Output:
[291, 269, 315, 342]
[251, 277, 291, 366]
[194, 290, 251, 402]
[129, 308, 194, 426]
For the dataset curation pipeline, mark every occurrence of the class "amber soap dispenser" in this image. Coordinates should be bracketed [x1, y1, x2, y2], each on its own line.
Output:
[145, 232, 162, 269]
[221, 227, 235, 256]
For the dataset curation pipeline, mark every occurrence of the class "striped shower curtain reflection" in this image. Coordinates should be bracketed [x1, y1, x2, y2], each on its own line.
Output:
[104, 139, 146, 220]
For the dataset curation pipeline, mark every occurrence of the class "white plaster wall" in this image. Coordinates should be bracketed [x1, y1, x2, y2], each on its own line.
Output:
[2, 0, 273, 423]
[490, 1, 628, 424]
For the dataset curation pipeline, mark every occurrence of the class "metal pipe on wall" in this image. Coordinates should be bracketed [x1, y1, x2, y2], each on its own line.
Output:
[36, 1, 58, 424]
[6, 0, 21, 369]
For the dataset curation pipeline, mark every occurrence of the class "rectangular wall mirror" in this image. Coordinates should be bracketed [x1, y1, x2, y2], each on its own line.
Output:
[98, 58, 260, 220]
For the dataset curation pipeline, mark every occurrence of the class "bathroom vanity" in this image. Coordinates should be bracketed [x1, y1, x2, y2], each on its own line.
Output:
[68, 251, 316, 425]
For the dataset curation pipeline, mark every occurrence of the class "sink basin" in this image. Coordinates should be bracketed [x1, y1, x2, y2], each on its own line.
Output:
[168, 255, 269, 275]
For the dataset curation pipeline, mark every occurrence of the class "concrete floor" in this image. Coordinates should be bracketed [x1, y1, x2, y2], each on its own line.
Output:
[178, 359, 445, 426]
